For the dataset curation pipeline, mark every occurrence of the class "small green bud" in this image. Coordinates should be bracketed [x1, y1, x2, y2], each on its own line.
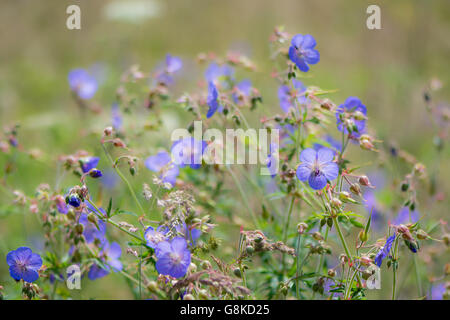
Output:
[233, 268, 242, 278]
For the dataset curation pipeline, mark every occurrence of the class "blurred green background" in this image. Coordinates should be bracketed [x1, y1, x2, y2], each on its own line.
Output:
[0, 0, 449, 299]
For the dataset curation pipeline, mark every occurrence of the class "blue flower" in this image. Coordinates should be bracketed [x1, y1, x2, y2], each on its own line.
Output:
[336, 97, 367, 138]
[68, 69, 98, 100]
[206, 82, 220, 118]
[288, 34, 320, 72]
[165, 54, 182, 73]
[430, 283, 446, 300]
[296, 148, 339, 190]
[6, 247, 42, 282]
[266, 143, 279, 178]
[374, 235, 395, 267]
[232, 79, 252, 104]
[155, 237, 191, 279]
[145, 151, 179, 187]
[89, 168, 103, 178]
[176, 222, 202, 245]
[278, 79, 308, 113]
[55, 195, 69, 214]
[88, 241, 123, 280]
[111, 103, 122, 130]
[80, 156, 100, 174]
[144, 225, 169, 248]
[67, 194, 82, 208]
[171, 137, 206, 170]
[205, 62, 235, 85]
[393, 207, 419, 225]
[79, 213, 106, 244]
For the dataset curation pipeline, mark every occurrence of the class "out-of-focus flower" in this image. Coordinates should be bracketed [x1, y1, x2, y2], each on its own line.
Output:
[171, 137, 207, 170]
[111, 103, 122, 130]
[278, 79, 308, 113]
[336, 97, 367, 138]
[55, 195, 69, 214]
[80, 157, 100, 174]
[430, 283, 446, 300]
[393, 207, 419, 225]
[6, 247, 42, 282]
[266, 143, 280, 178]
[206, 82, 220, 118]
[155, 54, 183, 86]
[144, 225, 169, 248]
[88, 241, 122, 280]
[296, 148, 339, 190]
[232, 79, 252, 104]
[155, 237, 191, 278]
[288, 34, 320, 72]
[67, 194, 81, 208]
[79, 213, 106, 244]
[68, 69, 98, 100]
[176, 222, 201, 245]
[374, 234, 395, 267]
[165, 54, 182, 73]
[145, 151, 179, 187]
[205, 62, 235, 88]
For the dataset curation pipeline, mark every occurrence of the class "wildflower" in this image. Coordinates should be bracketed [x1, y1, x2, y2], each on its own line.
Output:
[144, 225, 169, 248]
[288, 34, 320, 72]
[296, 148, 339, 190]
[79, 212, 106, 244]
[205, 62, 234, 85]
[232, 79, 252, 104]
[155, 54, 183, 86]
[89, 168, 103, 178]
[171, 137, 207, 169]
[278, 79, 308, 113]
[6, 247, 42, 282]
[165, 54, 182, 73]
[68, 69, 98, 100]
[88, 241, 123, 280]
[430, 283, 446, 300]
[55, 195, 68, 214]
[206, 81, 220, 118]
[111, 103, 122, 130]
[176, 222, 202, 245]
[393, 207, 419, 225]
[374, 234, 395, 267]
[266, 143, 279, 177]
[145, 151, 179, 187]
[80, 156, 100, 174]
[336, 97, 367, 137]
[155, 237, 191, 278]
[67, 194, 82, 208]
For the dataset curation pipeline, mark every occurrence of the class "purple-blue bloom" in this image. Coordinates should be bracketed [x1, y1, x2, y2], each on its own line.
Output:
[336, 97, 367, 138]
[205, 62, 235, 85]
[67, 194, 81, 208]
[176, 222, 202, 245]
[79, 213, 106, 244]
[374, 234, 396, 267]
[68, 69, 98, 100]
[232, 79, 252, 104]
[266, 143, 279, 178]
[171, 137, 207, 170]
[145, 151, 179, 187]
[288, 34, 320, 72]
[430, 283, 446, 300]
[111, 103, 123, 130]
[80, 156, 100, 174]
[155, 237, 191, 279]
[144, 225, 169, 248]
[6, 247, 42, 283]
[165, 54, 182, 73]
[206, 81, 220, 118]
[296, 148, 339, 190]
[88, 241, 123, 280]
[393, 207, 419, 225]
[278, 79, 308, 113]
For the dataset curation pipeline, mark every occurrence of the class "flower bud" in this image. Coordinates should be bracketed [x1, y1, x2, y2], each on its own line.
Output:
[188, 263, 197, 273]
[233, 268, 242, 278]
[297, 222, 308, 234]
[350, 183, 361, 196]
[327, 269, 336, 277]
[331, 197, 342, 208]
[89, 168, 103, 178]
[66, 194, 81, 208]
[200, 260, 212, 270]
[339, 191, 357, 204]
[358, 230, 368, 242]
[147, 281, 158, 292]
[104, 126, 113, 136]
[183, 294, 195, 300]
[358, 175, 372, 187]
[75, 223, 84, 235]
[339, 254, 348, 264]
[353, 111, 367, 121]
[443, 234, 450, 246]
[312, 232, 323, 241]
[360, 255, 372, 266]
[416, 229, 429, 240]
[245, 245, 255, 255]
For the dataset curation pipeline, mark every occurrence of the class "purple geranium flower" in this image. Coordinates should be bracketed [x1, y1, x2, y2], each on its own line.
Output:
[55, 195, 69, 214]
[206, 81, 220, 118]
[79, 213, 106, 244]
[374, 234, 395, 267]
[266, 143, 279, 178]
[288, 34, 320, 72]
[393, 207, 419, 225]
[278, 79, 308, 113]
[165, 54, 182, 73]
[171, 137, 207, 170]
[144, 225, 169, 248]
[80, 156, 100, 174]
[205, 62, 235, 85]
[111, 103, 122, 130]
[67, 194, 81, 208]
[68, 69, 98, 100]
[176, 222, 202, 245]
[232, 79, 252, 104]
[296, 148, 339, 190]
[88, 241, 123, 280]
[155, 237, 191, 278]
[6, 247, 43, 282]
[336, 97, 367, 138]
[145, 151, 179, 187]
[430, 283, 446, 300]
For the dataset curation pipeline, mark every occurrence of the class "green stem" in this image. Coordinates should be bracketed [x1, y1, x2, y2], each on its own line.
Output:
[295, 234, 302, 299]
[413, 255, 423, 298]
[392, 235, 400, 300]
[282, 196, 295, 274]
[101, 144, 146, 217]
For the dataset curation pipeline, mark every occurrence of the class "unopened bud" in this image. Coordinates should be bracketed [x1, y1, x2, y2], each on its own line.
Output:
[443, 234, 450, 246]
[89, 168, 103, 178]
[331, 198, 342, 208]
[183, 294, 195, 300]
[358, 175, 372, 187]
[416, 229, 429, 240]
[312, 232, 323, 241]
[353, 110, 367, 121]
[147, 281, 158, 292]
[75, 223, 84, 235]
[200, 260, 212, 270]
[327, 269, 336, 277]
[350, 183, 361, 196]
[358, 230, 369, 242]
[360, 255, 372, 266]
[297, 222, 308, 234]
[233, 268, 242, 278]
[104, 126, 113, 136]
